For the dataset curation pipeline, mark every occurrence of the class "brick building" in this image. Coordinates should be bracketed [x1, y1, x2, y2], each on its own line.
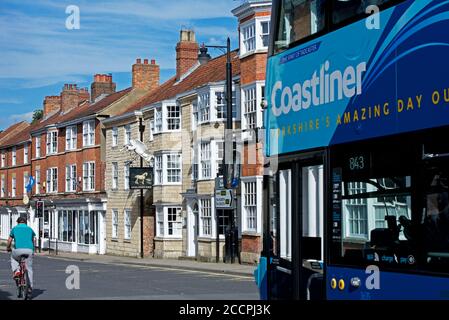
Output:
[0, 122, 34, 241]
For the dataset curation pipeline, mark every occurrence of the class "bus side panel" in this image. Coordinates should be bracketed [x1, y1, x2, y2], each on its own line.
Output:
[327, 266, 449, 300]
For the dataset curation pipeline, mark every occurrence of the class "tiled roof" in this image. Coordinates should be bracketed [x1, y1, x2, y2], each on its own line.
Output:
[30, 87, 132, 134]
[119, 50, 241, 116]
[0, 122, 33, 147]
[0, 122, 29, 145]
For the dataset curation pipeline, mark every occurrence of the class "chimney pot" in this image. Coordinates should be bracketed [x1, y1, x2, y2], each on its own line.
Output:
[144, 59, 149, 65]
[151, 59, 156, 65]
[136, 58, 141, 64]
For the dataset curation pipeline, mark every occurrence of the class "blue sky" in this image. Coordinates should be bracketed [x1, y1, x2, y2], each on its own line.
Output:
[0, 0, 242, 130]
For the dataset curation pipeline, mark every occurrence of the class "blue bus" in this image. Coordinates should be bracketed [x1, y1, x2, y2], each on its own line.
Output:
[258, 0, 449, 300]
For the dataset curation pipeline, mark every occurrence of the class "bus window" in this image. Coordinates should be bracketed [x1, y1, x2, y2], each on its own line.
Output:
[275, 0, 326, 54]
[332, 0, 394, 25]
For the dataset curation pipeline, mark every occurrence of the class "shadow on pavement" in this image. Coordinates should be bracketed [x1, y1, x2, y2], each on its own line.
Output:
[0, 289, 13, 300]
[30, 288, 46, 299]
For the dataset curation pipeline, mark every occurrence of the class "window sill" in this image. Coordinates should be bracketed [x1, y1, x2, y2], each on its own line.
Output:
[242, 231, 261, 237]
[154, 236, 182, 241]
[240, 48, 268, 59]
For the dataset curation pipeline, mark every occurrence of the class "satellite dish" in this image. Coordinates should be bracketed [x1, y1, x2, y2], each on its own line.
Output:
[126, 139, 152, 163]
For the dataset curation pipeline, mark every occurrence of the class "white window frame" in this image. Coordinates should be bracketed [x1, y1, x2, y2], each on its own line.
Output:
[65, 164, 77, 192]
[258, 19, 271, 49]
[23, 173, 29, 195]
[1, 151, 5, 167]
[241, 22, 256, 55]
[124, 163, 130, 190]
[24, 144, 29, 164]
[35, 170, 40, 194]
[46, 167, 58, 194]
[154, 107, 162, 133]
[166, 154, 181, 184]
[156, 207, 182, 238]
[242, 82, 265, 130]
[200, 142, 211, 180]
[192, 101, 198, 131]
[112, 209, 118, 239]
[12, 147, 16, 166]
[112, 162, 118, 190]
[148, 120, 154, 142]
[46, 130, 58, 155]
[198, 92, 210, 123]
[66, 125, 78, 151]
[11, 176, 16, 197]
[153, 153, 182, 185]
[124, 209, 131, 240]
[124, 125, 131, 145]
[199, 198, 213, 237]
[1, 175, 5, 197]
[112, 127, 118, 147]
[83, 162, 95, 191]
[166, 104, 181, 131]
[83, 120, 95, 147]
[35, 136, 41, 158]
[241, 177, 263, 233]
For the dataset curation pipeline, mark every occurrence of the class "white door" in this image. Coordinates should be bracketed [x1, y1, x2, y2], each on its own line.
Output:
[187, 203, 198, 257]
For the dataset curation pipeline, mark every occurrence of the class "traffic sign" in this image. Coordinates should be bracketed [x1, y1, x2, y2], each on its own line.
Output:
[215, 189, 233, 209]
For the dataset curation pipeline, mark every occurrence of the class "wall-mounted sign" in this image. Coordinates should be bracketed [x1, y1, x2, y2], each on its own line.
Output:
[129, 167, 153, 189]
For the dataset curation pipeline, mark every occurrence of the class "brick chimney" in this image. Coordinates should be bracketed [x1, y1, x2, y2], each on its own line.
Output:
[132, 58, 160, 91]
[61, 84, 80, 113]
[43, 96, 61, 117]
[176, 29, 199, 81]
[91, 74, 116, 102]
[79, 87, 90, 103]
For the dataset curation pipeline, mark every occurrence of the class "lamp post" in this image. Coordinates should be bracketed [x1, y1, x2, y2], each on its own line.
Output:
[135, 111, 145, 259]
[203, 38, 235, 263]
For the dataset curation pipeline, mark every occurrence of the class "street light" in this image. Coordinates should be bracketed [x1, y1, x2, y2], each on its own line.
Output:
[203, 38, 236, 263]
[135, 111, 145, 259]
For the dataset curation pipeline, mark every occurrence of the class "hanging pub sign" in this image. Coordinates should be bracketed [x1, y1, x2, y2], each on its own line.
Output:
[129, 167, 153, 189]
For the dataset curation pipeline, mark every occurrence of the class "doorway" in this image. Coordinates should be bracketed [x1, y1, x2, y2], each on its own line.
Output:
[269, 153, 325, 300]
[187, 202, 198, 257]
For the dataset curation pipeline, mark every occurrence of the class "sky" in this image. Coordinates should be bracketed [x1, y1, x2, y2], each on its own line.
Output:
[0, 0, 243, 130]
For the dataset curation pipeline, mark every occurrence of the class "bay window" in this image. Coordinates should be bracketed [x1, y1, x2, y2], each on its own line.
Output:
[153, 153, 182, 185]
[242, 23, 256, 54]
[155, 108, 162, 133]
[156, 207, 182, 238]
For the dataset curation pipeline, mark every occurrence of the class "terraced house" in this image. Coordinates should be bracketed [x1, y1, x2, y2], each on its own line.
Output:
[0, 62, 149, 255]
[102, 0, 271, 263]
[0, 122, 35, 242]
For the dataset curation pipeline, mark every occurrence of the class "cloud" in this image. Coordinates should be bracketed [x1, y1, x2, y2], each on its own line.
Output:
[0, 98, 22, 104]
[8, 112, 34, 123]
[0, 0, 239, 87]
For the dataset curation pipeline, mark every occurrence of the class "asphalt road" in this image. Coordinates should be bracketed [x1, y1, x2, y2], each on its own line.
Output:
[0, 252, 259, 300]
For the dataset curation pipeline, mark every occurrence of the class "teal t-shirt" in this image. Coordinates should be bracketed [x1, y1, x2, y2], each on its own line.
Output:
[9, 224, 36, 251]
